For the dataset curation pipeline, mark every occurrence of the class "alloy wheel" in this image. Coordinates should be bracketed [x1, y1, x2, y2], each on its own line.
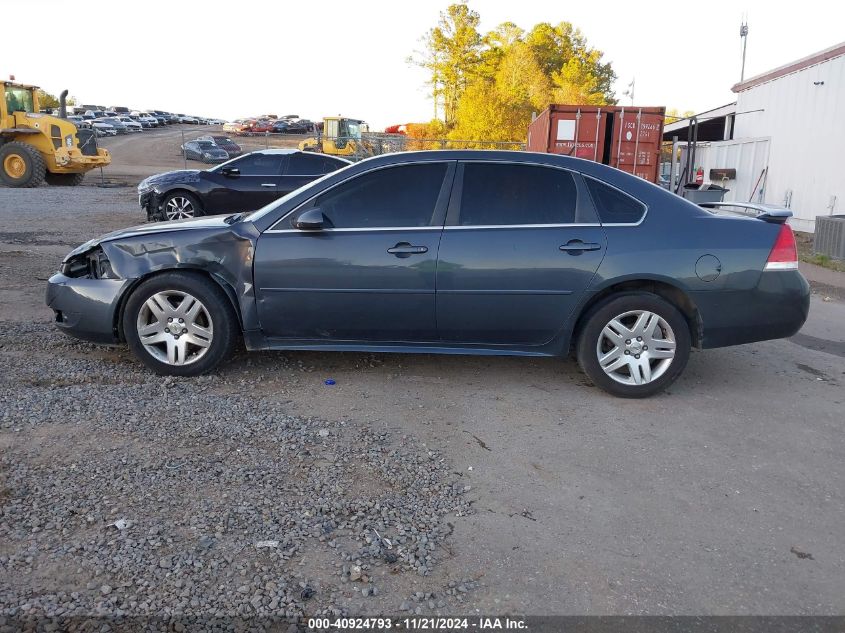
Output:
[596, 310, 676, 386]
[135, 290, 213, 366]
[164, 196, 195, 220]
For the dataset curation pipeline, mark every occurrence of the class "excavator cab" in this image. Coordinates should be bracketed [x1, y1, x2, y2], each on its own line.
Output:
[1, 80, 110, 187]
[299, 116, 369, 157]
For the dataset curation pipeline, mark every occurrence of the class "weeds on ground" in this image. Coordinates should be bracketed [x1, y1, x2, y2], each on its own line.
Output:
[794, 231, 845, 273]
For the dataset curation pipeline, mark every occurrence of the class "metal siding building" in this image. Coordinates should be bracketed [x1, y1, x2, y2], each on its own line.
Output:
[731, 43, 845, 232]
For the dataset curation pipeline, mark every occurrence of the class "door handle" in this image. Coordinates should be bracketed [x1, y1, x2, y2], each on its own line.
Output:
[387, 242, 428, 257]
[260, 183, 276, 187]
[560, 239, 601, 253]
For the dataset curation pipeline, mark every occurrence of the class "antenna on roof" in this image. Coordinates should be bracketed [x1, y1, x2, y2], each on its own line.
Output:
[740, 16, 749, 82]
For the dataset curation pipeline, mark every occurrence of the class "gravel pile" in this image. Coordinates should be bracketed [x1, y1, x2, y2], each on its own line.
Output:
[0, 322, 474, 622]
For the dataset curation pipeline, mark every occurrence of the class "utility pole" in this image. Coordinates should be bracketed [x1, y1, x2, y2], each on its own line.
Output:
[623, 78, 635, 105]
[740, 18, 749, 82]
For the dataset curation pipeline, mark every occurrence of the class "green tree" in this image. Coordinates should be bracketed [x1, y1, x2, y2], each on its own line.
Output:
[526, 22, 616, 104]
[409, 2, 483, 124]
[36, 90, 76, 110]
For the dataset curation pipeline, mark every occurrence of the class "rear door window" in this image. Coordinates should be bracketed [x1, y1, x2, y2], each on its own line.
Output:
[230, 154, 285, 176]
[584, 177, 647, 224]
[457, 163, 579, 226]
[286, 153, 346, 176]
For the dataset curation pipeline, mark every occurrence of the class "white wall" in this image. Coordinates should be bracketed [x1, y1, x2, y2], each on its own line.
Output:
[681, 137, 771, 204]
[734, 53, 845, 232]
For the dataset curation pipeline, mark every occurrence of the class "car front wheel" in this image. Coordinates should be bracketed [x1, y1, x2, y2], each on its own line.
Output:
[124, 272, 238, 376]
[576, 292, 691, 398]
[161, 191, 202, 221]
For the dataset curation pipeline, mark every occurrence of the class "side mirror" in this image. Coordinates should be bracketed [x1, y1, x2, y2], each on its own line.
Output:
[294, 208, 326, 230]
[221, 167, 240, 177]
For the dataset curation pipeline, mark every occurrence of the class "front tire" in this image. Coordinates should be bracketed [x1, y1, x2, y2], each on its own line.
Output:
[0, 142, 47, 187]
[160, 191, 203, 221]
[576, 292, 691, 398]
[124, 272, 238, 376]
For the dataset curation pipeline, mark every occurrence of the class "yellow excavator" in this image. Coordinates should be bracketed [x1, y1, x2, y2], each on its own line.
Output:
[299, 116, 369, 157]
[1, 80, 110, 187]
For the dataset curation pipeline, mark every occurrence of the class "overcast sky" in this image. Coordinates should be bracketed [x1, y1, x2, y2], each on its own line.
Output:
[4, 0, 843, 129]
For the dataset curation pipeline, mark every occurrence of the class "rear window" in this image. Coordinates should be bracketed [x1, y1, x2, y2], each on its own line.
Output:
[286, 153, 346, 176]
[585, 178, 646, 224]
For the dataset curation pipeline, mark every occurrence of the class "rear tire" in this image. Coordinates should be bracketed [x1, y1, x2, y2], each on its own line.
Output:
[576, 292, 691, 398]
[124, 272, 239, 376]
[0, 142, 47, 187]
[45, 172, 86, 186]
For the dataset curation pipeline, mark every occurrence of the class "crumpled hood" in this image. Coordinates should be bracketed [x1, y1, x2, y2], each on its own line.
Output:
[138, 170, 202, 191]
[63, 215, 233, 262]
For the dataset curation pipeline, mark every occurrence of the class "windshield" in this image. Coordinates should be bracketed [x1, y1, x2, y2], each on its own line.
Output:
[344, 121, 362, 139]
[196, 141, 215, 148]
[5, 87, 35, 114]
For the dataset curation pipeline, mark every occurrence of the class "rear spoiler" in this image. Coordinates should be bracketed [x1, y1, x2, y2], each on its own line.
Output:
[698, 202, 792, 224]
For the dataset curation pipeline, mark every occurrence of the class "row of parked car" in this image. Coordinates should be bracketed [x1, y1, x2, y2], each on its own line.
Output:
[74, 107, 226, 126]
[223, 116, 317, 136]
[66, 110, 227, 137]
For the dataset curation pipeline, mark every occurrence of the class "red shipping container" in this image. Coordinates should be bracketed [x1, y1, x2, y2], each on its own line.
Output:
[527, 104, 666, 183]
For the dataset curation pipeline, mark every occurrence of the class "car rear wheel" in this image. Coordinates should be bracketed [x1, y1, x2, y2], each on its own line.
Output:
[576, 292, 691, 398]
[124, 272, 238, 376]
[161, 191, 202, 221]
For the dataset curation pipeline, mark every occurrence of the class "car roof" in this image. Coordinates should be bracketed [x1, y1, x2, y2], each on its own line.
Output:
[252, 148, 300, 155]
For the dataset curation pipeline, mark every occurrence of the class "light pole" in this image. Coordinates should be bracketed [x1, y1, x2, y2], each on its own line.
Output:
[740, 19, 749, 82]
[623, 78, 635, 105]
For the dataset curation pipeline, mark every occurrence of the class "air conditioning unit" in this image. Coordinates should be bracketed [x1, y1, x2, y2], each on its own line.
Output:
[814, 215, 845, 260]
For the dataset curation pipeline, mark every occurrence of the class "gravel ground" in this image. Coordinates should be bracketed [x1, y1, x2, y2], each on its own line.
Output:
[0, 323, 474, 622]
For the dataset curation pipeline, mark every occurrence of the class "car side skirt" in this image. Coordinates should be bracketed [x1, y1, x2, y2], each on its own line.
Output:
[250, 337, 555, 357]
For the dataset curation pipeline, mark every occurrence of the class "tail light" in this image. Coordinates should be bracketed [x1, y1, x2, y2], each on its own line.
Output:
[764, 224, 798, 270]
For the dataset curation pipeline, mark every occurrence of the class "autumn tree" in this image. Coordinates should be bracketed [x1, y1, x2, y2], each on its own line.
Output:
[411, 5, 617, 143]
[665, 108, 696, 124]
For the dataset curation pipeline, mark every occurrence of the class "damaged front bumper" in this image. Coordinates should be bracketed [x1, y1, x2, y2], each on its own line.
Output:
[46, 273, 130, 345]
[139, 189, 165, 221]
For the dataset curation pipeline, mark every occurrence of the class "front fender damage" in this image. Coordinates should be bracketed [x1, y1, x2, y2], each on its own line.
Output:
[98, 222, 262, 336]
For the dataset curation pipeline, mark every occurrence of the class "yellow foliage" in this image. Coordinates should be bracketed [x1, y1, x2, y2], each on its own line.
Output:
[414, 5, 618, 144]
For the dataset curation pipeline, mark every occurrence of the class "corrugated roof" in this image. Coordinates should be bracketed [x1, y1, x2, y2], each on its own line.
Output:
[732, 41, 845, 92]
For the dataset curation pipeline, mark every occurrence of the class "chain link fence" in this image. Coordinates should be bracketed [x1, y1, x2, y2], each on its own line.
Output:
[173, 127, 526, 168]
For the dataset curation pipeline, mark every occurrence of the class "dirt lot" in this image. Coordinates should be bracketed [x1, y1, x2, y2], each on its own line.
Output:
[1, 134, 845, 621]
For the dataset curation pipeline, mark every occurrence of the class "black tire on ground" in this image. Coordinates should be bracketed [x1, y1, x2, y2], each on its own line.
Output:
[123, 271, 239, 376]
[576, 292, 692, 398]
[159, 190, 203, 221]
[45, 172, 86, 186]
[0, 142, 47, 188]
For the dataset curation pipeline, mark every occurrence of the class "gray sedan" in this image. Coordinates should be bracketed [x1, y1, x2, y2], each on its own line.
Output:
[181, 140, 228, 164]
[46, 150, 809, 397]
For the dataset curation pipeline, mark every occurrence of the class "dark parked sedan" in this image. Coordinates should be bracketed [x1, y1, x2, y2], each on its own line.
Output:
[181, 140, 229, 164]
[48, 150, 809, 397]
[138, 149, 351, 221]
[196, 135, 243, 158]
